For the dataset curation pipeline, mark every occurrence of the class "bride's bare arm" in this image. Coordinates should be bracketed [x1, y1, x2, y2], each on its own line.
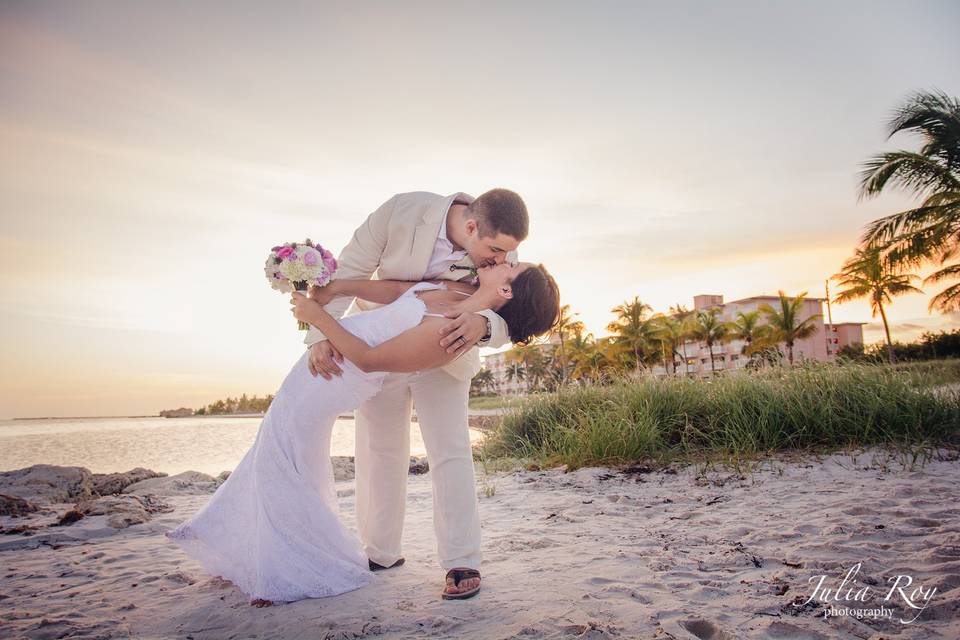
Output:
[309, 279, 417, 305]
[291, 294, 455, 373]
[354, 321, 455, 373]
[311, 278, 475, 306]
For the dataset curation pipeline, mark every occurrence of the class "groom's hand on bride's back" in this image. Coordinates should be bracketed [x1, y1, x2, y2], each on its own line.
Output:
[309, 340, 344, 379]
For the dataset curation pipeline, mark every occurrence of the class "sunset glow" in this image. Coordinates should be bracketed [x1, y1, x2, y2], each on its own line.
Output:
[2, 1, 959, 418]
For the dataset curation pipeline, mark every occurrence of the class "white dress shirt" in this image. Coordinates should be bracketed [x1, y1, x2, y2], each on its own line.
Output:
[422, 203, 468, 279]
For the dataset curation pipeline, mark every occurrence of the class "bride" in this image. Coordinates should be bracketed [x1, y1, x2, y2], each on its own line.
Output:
[165, 261, 560, 606]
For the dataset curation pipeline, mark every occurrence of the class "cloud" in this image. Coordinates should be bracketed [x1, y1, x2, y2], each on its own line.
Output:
[863, 313, 960, 343]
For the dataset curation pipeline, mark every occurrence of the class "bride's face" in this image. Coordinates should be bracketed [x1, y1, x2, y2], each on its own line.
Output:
[476, 261, 531, 297]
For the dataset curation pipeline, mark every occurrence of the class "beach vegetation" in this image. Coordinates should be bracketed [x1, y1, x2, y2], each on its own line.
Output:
[482, 359, 960, 469]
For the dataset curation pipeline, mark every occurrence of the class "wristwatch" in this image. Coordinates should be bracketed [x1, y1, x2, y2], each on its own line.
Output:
[479, 316, 492, 345]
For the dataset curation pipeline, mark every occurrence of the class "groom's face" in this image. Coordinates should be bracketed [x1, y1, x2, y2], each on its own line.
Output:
[463, 220, 521, 268]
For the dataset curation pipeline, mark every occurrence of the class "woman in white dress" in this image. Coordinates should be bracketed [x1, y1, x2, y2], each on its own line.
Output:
[165, 261, 560, 606]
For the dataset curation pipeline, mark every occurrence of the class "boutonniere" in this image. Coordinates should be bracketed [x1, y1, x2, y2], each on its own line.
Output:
[449, 264, 480, 286]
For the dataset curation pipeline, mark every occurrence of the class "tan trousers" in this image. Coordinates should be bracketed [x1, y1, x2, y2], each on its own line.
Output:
[354, 367, 481, 570]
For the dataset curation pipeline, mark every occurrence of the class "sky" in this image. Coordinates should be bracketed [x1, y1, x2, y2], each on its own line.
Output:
[1, 1, 959, 418]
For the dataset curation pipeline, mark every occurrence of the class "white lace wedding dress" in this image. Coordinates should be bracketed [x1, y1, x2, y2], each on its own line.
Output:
[165, 281, 447, 602]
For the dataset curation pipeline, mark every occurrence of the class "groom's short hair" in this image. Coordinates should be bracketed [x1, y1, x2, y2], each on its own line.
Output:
[468, 188, 529, 241]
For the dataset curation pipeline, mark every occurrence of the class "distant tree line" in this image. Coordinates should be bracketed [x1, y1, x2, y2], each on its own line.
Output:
[476, 291, 827, 392]
[193, 393, 274, 416]
[838, 328, 960, 363]
[472, 320, 960, 397]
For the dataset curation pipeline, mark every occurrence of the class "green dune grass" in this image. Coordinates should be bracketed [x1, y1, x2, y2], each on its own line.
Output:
[481, 360, 960, 469]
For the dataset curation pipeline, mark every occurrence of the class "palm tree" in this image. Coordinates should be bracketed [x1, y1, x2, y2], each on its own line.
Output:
[649, 314, 685, 375]
[729, 310, 774, 356]
[526, 352, 551, 392]
[589, 337, 626, 381]
[758, 291, 821, 365]
[858, 90, 960, 312]
[509, 343, 546, 393]
[566, 327, 596, 383]
[669, 303, 696, 376]
[566, 333, 621, 383]
[504, 359, 525, 392]
[471, 368, 496, 395]
[607, 296, 654, 373]
[832, 245, 922, 364]
[689, 307, 731, 375]
[551, 304, 585, 383]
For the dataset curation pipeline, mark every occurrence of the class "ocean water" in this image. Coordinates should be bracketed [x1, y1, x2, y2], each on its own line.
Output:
[0, 416, 483, 476]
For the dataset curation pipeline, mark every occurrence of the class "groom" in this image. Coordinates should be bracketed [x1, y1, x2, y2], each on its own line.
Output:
[304, 189, 527, 599]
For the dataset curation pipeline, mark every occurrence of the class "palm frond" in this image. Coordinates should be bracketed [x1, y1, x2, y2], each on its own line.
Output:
[928, 280, 960, 313]
[887, 89, 960, 171]
[860, 198, 960, 266]
[922, 262, 960, 285]
[858, 151, 960, 200]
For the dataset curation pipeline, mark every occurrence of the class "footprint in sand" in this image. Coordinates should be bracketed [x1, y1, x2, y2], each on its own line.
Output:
[679, 618, 736, 640]
[931, 573, 960, 591]
[162, 570, 196, 585]
[904, 517, 941, 528]
[494, 537, 559, 552]
[198, 576, 234, 591]
[599, 584, 654, 604]
[792, 524, 820, 535]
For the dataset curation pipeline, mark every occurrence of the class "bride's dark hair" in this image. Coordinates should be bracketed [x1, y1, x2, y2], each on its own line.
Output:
[497, 264, 560, 345]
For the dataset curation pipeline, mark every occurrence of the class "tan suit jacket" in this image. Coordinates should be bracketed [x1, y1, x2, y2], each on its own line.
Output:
[303, 191, 513, 381]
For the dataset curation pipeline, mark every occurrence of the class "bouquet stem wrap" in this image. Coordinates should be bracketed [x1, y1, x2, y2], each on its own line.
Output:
[294, 281, 310, 331]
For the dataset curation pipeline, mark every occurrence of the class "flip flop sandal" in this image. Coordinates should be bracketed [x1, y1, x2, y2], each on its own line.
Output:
[369, 557, 405, 572]
[441, 567, 481, 600]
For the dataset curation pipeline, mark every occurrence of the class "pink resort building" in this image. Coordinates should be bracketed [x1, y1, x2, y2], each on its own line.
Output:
[481, 294, 867, 393]
[649, 294, 865, 378]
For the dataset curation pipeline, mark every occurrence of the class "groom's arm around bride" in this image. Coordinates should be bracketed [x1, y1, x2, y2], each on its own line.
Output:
[303, 190, 518, 381]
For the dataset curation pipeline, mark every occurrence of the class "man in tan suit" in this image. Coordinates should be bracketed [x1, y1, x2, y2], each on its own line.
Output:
[304, 189, 527, 599]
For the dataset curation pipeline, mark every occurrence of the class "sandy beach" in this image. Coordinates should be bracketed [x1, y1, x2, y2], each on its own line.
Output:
[1, 447, 958, 639]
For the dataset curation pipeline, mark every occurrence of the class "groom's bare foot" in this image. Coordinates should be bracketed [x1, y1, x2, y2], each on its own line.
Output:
[250, 598, 274, 607]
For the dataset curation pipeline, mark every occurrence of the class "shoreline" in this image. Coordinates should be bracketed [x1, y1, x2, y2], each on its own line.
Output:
[6, 411, 506, 434]
[11, 408, 508, 421]
[11, 415, 159, 421]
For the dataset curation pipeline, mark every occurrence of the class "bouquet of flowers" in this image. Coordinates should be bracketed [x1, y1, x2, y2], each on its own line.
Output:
[265, 239, 338, 330]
